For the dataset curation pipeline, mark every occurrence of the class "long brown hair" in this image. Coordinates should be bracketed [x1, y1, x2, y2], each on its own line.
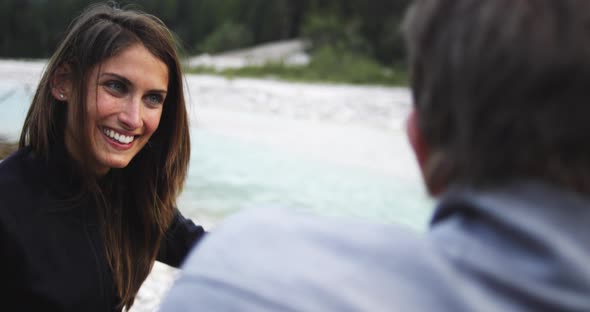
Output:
[19, 3, 190, 309]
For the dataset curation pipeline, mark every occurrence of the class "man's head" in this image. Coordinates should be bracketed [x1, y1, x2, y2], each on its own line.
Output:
[403, 0, 590, 195]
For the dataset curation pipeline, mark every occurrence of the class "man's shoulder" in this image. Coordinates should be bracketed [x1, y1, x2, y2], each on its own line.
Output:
[187, 207, 431, 265]
[163, 208, 465, 311]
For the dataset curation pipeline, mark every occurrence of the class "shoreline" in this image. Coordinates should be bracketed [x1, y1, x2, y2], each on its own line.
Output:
[0, 59, 47, 87]
[0, 139, 17, 159]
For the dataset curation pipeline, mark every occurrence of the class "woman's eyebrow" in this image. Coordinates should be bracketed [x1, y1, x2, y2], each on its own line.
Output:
[101, 72, 132, 85]
[100, 72, 167, 94]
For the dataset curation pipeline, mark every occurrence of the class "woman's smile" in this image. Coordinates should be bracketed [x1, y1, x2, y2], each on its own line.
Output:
[101, 126, 136, 148]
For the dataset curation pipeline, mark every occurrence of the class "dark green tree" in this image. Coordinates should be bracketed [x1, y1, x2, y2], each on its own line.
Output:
[0, 0, 411, 66]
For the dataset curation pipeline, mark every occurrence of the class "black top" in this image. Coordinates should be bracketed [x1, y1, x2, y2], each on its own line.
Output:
[0, 147, 205, 311]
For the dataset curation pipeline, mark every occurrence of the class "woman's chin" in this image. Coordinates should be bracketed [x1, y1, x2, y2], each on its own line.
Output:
[95, 157, 133, 174]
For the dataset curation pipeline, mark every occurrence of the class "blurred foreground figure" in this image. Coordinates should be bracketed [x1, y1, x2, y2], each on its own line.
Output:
[161, 1, 590, 311]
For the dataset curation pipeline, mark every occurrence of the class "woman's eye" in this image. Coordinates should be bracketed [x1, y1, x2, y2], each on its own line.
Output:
[105, 81, 126, 94]
[145, 94, 164, 105]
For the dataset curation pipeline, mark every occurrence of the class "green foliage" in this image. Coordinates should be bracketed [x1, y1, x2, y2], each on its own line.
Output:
[0, 0, 94, 58]
[198, 22, 253, 54]
[186, 46, 408, 87]
[294, 9, 405, 86]
[301, 13, 370, 55]
[342, 1, 411, 65]
[379, 14, 407, 66]
[306, 46, 388, 84]
[0, 0, 412, 67]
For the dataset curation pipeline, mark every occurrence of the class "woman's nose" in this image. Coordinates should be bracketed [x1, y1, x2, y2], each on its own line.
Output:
[118, 96, 143, 130]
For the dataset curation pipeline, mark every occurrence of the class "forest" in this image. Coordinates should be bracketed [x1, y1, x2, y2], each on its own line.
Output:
[1, 0, 413, 85]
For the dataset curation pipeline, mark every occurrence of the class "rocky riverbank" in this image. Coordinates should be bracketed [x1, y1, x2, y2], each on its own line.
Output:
[0, 139, 17, 159]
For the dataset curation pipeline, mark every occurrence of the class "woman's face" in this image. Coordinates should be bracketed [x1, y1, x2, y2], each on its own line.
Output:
[66, 43, 169, 175]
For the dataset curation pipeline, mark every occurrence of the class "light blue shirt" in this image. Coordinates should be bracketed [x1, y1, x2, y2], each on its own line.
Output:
[161, 182, 590, 311]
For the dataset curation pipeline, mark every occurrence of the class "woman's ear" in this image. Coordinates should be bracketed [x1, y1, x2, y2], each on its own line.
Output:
[50, 64, 73, 102]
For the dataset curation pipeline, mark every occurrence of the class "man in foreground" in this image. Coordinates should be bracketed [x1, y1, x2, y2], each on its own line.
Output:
[161, 0, 590, 310]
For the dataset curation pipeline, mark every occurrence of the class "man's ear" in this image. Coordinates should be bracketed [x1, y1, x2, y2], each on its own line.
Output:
[406, 108, 428, 175]
[406, 108, 450, 196]
[406, 108, 438, 196]
[50, 64, 72, 102]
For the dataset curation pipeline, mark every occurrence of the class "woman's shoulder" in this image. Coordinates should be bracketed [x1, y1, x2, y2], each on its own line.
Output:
[0, 147, 31, 182]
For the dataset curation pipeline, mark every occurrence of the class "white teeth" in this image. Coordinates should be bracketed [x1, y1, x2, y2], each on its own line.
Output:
[103, 128, 134, 144]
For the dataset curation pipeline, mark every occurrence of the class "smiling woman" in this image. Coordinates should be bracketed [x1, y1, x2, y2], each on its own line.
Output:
[55, 44, 169, 175]
[0, 3, 205, 311]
